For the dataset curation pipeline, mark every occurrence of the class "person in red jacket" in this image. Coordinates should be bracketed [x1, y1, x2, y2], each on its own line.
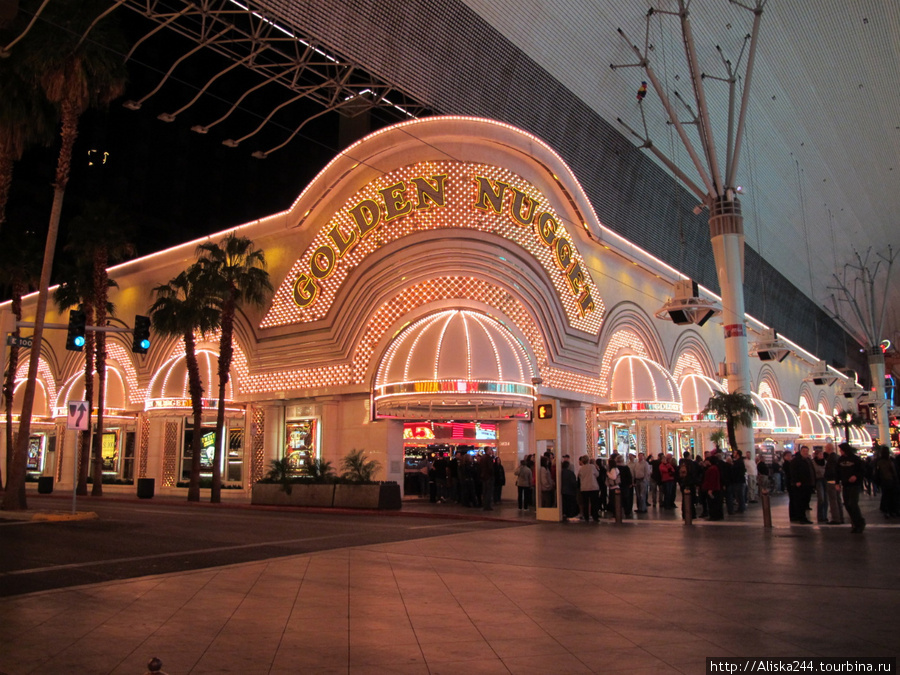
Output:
[701, 451, 724, 521]
[659, 454, 677, 509]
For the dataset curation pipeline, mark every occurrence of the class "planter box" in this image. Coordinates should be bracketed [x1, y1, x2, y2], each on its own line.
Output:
[251, 482, 335, 507]
[333, 483, 401, 510]
[251, 482, 400, 509]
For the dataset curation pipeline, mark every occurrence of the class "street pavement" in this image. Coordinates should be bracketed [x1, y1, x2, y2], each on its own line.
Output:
[0, 489, 898, 674]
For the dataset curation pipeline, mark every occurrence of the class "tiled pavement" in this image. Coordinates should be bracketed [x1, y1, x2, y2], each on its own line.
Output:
[1, 492, 898, 675]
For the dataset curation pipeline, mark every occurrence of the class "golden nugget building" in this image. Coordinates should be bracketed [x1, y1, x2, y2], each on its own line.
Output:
[1, 117, 854, 499]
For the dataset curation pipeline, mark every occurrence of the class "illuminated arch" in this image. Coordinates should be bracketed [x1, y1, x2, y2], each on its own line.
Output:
[15, 357, 57, 407]
[798, 387, 814, 411]
[598, 304, 665, 397]
[756, 365, 781, 400]
[671, 331, 717, 380]
[54, 366, 129, 415]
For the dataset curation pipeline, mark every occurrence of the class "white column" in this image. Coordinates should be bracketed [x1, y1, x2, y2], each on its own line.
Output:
[563, 403, 589, 460]
[709, 196, 754, 456]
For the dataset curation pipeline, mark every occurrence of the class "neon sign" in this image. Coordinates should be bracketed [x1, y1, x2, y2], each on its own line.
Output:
[273, 161, 600, 330]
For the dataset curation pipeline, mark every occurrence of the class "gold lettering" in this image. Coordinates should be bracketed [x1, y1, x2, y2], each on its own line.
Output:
[510, 188, 537, 227]
[473, 176, 508, 213]
[578, 291, 595, 316]
[412, 175, 447, 209]
[566, 262, 585, 295]
[328, 224, 357, 258]
[535, 212, 557, 247]
[292, 274, 319, 308]
[380, 181, 412, 221]
[309, 245, 336, 280]
[554, 236, 572, 271]
[348, 199, 382, 238]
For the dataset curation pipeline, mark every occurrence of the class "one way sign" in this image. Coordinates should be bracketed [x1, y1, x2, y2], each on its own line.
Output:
[67, 400, 89, 431]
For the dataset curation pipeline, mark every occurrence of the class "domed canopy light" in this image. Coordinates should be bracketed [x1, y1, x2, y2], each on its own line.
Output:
[600, 355, 681, 420]
[679, 373, 725, 421]
[799, 408, 832, 439]
[761, 397, 801, 437]
[374, 310, 536, 420]
[145, 350, 234, 412]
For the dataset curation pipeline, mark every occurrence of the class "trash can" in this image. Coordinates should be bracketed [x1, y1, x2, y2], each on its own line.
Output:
[37, 476, 54, 494]
[137, 477, 155, 499]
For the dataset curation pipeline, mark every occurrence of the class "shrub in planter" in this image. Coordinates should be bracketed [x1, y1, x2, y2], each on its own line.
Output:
[339, 448, 381, 483]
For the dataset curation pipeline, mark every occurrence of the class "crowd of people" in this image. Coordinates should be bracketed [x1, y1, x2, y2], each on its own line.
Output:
[419, 440, 900, 533]
[426, 448, 506, 511]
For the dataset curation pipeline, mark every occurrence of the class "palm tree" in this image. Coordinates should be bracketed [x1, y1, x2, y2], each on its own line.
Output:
[709, 429, 726, 453]
[702, 391, 761, 455]
[65, 201, 134, 496]
[831, 408, 866, 444]
[0, 16, 57, 233]
[196, 233, 272, 503]
[3, 0, 127, 511]
[150, 266, 220, 502]
[0, 229, 41, 498]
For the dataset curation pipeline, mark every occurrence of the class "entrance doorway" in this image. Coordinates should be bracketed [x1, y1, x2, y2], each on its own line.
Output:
[402, 421, 498, 497]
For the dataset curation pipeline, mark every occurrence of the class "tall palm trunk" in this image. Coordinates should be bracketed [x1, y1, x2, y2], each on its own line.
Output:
[90, 248, 108, 496]
[212, 296, 235, 504]
[2, 282, 24, 487]
[2, 99, 77, 511]
[77, 301, 95, 496]
[185, 330, 204, 502]
[726, 421, 739, 454]
[0, 153, 12, 231]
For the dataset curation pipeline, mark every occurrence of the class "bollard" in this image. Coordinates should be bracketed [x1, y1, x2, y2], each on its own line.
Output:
[682, 489, 693, 526]
[760, 488, 772, 528]
[613, 489, 623, 524]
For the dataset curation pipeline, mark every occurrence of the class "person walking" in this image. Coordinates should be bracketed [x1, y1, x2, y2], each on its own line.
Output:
[812, 447, 828, 523]
[823, 442, 844, 524]
[479, 449, 495, 511]
[633, 452, 650, 513]
[701, 451, 725, 521]
[577, 455, 601, 522]
[837, 442, 866, 533]
[790, 446, 815, 524]
[514, 459, 533, 511]
[560, 460, 580, 520]
[875, 445, 900, 517]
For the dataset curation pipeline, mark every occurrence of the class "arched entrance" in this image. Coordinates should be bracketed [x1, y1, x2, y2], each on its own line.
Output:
[373, 309, 536, 497]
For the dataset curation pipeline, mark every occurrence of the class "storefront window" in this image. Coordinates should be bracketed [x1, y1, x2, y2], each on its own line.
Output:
[227, 427, 243, 482]
[182, 423, 244, 484]
[101, 431, 119, 472]
[122, 432, 135, 481]
[284, 419, 318, 475]
[26, 435, 45, 474]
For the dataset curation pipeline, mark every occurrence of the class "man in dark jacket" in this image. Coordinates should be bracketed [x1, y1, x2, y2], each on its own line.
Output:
[837, 442, 866, 533]
[790, 446, 815, 524]
[729, 450, 747, 513]
[701, 451, 724, 521]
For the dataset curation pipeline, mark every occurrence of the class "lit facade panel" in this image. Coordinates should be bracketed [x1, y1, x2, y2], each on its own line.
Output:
[0, 115, 857, 499]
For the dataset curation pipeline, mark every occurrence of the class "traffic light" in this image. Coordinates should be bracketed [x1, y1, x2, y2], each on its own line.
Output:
[132, 315, 151, 354]
[534, 399, 557, 441]
[65, 310, 86, 352]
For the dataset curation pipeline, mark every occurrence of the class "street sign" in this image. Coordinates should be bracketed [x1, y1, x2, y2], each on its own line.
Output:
[6, 335, 33, 348]
[67, 400, 90, 431]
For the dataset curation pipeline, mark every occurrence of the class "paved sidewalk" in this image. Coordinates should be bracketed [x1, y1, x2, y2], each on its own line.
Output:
[1, 492, 898, 675]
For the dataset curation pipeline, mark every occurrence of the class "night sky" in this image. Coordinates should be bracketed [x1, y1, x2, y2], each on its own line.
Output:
[3, 6, 409, 293]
